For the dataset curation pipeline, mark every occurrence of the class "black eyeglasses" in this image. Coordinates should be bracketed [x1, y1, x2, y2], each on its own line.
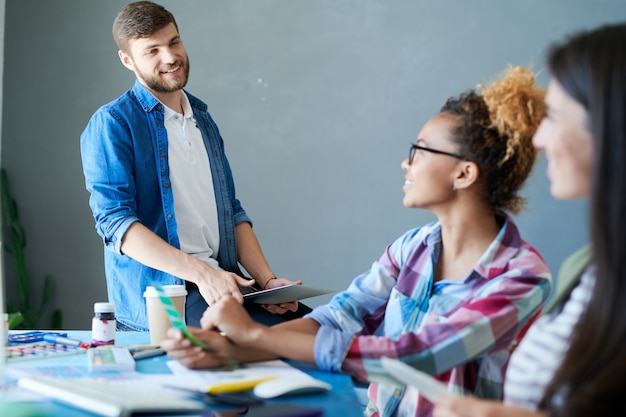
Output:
[408, 143, 466, 164]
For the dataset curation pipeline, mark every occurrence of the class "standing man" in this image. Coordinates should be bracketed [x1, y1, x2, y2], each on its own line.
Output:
[80, 1, 308, 330]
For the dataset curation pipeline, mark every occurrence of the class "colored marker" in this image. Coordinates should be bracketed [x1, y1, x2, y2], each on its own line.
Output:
[207, 376, 277, 394]
[131, 347, 166, 360]
[43, 334, 91, 349]
[151, 282, 240, 369]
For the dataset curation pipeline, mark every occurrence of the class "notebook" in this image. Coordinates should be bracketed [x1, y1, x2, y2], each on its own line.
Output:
[17, 374, 206, 417]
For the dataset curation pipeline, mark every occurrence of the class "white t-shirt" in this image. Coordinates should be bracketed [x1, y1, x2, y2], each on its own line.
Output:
[503, 267, 595, 409]
[164, 94, 221, 270]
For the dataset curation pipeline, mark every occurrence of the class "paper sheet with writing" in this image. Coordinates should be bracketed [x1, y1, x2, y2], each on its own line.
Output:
[160, 359, 317, 392]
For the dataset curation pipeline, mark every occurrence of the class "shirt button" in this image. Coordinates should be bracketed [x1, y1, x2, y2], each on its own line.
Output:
[164, 183, 170, 188]
[167, 214, 173, 219]
[161, 151, 166, 157]
[394, 389, 401, 396]
[176, 280, 183, 285]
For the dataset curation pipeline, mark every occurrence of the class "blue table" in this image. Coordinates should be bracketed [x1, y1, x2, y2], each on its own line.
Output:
[2, 330, 364, 416]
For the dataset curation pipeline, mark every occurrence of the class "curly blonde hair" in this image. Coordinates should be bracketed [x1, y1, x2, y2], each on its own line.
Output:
[441, 66, 546, 214]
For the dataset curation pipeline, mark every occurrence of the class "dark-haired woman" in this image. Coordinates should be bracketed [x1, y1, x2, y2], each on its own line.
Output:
[434, 22, 626, 417]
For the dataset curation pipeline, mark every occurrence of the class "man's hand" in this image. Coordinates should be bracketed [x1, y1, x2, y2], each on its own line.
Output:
[195, 268, 255, 305]
[260, 277, 302, 314]
[118, 222, 255, 306]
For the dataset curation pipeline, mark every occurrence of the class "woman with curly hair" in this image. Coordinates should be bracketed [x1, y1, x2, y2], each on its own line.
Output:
[161, 66, 552, 417]
[434, 22, 626, 417]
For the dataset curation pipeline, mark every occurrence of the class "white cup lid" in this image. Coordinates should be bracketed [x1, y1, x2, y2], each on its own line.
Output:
[143, 285, 187, 298]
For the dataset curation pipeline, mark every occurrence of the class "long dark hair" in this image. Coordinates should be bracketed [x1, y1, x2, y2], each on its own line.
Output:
[539, 23, 626, 416]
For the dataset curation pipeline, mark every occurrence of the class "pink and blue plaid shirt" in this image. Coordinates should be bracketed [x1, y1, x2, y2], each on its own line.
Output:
[306, 216, 552, 417]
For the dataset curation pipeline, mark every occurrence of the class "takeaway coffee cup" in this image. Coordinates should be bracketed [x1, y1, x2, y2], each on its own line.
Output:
[143, 284, 187, 345]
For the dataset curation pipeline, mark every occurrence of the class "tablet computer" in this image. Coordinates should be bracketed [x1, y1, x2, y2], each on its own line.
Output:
[242, 284, 333, 305]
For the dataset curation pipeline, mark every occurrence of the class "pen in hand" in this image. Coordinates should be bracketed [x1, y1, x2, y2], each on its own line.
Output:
[184, 331, 240, 370]
[150, 282, 240, 369]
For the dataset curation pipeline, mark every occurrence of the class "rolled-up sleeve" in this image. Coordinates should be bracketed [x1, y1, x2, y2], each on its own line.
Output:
[313, 324, 356, 372]
[80, 107, 142, 255]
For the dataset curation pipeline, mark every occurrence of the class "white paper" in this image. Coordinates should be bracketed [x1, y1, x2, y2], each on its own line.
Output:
[162, 359, 318, 392]
[380, 357, 459, 402]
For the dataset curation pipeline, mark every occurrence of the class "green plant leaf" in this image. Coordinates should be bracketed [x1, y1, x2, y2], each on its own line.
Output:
[1, 168, 63, 330]
[36, 275, 55, 316]
[8, 312, 23, 330]
[49, 309, 63, 330]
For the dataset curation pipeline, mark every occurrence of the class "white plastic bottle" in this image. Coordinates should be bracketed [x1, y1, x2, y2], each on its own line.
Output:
[91, 302, 116, 346]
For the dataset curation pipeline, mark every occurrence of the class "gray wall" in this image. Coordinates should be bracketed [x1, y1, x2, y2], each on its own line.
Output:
[0, 0, 5, 330]
[2, 0, 624, 329]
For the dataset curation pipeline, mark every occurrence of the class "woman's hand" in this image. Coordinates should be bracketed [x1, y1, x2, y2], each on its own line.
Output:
[434, 394, 546, 417]
[160, 326, 232, 369]
[200, 295, 264, 346]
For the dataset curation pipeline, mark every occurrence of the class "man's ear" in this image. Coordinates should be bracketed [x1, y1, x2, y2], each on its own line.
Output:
[119, 50, 135, 71]
[453, 161, 480, 190]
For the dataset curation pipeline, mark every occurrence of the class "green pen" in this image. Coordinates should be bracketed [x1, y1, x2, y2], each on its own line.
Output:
[151, 282, 240, 370]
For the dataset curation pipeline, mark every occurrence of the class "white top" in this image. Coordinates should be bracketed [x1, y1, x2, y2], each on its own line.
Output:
[503, 267, 595, 409]
[164, 93, 220, 270]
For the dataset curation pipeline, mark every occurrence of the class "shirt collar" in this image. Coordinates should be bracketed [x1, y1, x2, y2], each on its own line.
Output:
[163, 92, 194, 122]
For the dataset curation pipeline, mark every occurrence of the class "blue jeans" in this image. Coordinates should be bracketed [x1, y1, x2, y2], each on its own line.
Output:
[116, 321, 142, 331]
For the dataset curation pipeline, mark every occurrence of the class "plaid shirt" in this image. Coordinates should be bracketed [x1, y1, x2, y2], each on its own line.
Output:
[306, 216, 552, 417]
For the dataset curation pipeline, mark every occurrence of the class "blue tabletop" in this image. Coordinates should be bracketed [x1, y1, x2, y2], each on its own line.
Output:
[2, 330, 364, 417]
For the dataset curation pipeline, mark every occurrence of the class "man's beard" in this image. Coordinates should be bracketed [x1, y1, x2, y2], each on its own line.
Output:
[140, 57, 190, 93]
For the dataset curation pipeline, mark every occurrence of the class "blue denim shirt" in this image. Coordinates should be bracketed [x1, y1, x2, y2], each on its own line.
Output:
[80, 80, 251, 330]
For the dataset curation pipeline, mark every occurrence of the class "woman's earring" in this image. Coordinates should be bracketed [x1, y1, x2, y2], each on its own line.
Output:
[452, 184, 457, 191]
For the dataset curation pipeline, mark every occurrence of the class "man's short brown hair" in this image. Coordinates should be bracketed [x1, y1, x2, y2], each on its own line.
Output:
[112, 1, 178, 52]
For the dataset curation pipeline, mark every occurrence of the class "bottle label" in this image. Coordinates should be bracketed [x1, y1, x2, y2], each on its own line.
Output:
[92, 317, 116, 346]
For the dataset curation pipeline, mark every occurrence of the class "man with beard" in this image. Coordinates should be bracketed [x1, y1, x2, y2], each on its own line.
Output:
[80, 1, 308, 332]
